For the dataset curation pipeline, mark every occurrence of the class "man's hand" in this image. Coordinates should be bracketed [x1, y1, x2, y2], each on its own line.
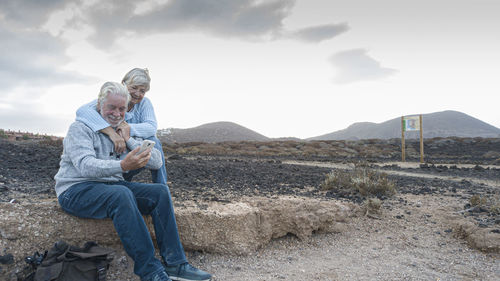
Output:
[120, 146, 151, 171]
[117, 121, 131, 142]
[100, 127, 126, 154]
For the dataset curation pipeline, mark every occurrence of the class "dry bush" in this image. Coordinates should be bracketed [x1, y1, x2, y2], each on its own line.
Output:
[470, 194, 500, 215]
[470, 194, 488, 207]
[39, 137, 63, 146]
[320, 164, 396, 199]
[308, 141, 323, 149]
[320, 170, 352, 190]
[362, 197, 382, 216]
[491, 203, 500, 215]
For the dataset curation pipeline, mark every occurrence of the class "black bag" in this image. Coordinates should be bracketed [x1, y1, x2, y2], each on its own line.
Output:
[33, 241, 114, 281]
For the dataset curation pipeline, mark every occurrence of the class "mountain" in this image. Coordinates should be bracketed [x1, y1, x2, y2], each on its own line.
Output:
[158, 121, 270, 143]
[156, 111, 499, 143]
[309, 110, 500, 140]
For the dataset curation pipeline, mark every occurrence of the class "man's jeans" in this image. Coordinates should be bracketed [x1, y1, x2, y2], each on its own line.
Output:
[58, 181, 187, 280]
[124, 136, 168, 184]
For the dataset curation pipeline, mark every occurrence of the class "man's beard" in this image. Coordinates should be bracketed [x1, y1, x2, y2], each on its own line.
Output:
[105, 115, 123, 127]
[99, 103, 124, 127]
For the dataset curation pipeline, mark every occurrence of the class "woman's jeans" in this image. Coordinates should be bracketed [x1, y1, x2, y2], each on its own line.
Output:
[124, 136, 167, 184]
[58, 181, 187, 280]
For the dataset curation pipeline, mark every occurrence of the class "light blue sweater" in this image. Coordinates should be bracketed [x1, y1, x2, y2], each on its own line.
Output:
[76, 97, 158, 138]
[54, 121, 162, 197]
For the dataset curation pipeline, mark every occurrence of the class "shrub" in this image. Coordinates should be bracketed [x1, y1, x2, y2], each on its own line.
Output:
[469, 194, 500, 215]
[362, 197, 382, 216]
[39, 137, 63, 147]
[321, 164, 396, 199]
[469, 194, 488, 207]
[0, 129, 7, 139]
[491, 204, 500, 215]
[320, 170, 352, 190]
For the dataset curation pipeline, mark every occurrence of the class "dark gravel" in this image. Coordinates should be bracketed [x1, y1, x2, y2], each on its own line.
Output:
[164, 157, 331, 202]
[379, 163, 500, 182]
[0, 139, 498, 227]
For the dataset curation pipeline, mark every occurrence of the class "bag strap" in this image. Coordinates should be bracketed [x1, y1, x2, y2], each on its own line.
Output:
[96, 260, 108, 281]
[56, 244, 72, 262]
[39, 240, 69, 266]
[66, 242, 114, 260]
[66, 248, 114, 259]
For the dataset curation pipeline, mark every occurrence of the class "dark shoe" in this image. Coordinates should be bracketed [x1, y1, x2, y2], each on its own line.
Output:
[144, 270, 172, 281]
[164, 263, 212, 281]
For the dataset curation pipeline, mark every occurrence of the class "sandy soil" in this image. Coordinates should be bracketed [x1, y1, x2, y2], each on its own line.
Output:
[190, 193, 499, 281]
[182, 163, 499, 281]
[1, 140, 499, 280]
[104, 191, 500, 281]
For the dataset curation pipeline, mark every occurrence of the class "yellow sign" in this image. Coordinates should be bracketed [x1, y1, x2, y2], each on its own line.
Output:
[401, 114, 424, 163]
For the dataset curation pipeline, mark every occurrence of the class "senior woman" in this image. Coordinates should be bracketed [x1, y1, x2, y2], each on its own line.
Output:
[76, 68, 167, 185]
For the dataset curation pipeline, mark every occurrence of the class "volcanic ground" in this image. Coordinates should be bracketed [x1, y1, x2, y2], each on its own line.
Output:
[0, 138, 499, 229]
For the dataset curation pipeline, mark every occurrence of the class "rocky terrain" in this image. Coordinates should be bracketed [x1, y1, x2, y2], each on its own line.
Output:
[0, 137, 499, 280]
[162, 137, 500, 164]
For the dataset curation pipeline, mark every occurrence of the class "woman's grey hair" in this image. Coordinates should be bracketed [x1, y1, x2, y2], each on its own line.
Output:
[121, 68, 151, 90]
[97, 82, 130, 108]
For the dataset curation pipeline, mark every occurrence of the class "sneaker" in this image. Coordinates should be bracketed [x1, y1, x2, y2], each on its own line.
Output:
[163, 263, 212, 281]
[144, 270, 172, 281]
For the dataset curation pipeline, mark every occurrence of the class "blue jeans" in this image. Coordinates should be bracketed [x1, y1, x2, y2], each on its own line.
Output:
[58, 181, 187, 280]
[124, 136, 168, 184]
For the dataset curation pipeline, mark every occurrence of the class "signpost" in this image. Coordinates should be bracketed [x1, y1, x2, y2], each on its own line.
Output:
[401, 115, 424, 163]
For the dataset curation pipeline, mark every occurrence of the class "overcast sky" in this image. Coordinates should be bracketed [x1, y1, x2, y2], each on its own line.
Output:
[1, 0, 499, 139]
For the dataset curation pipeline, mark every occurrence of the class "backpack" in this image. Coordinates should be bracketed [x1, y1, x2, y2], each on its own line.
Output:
[32, 240, 114, 281]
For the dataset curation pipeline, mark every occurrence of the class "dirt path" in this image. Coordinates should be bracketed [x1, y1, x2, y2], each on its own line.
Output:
[179, 161, 500, 280]
[190, 193, 499, 281]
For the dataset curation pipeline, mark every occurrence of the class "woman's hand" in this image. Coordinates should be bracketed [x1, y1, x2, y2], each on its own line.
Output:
[100, 126, 126, 154]
[117, 121, 131, 142]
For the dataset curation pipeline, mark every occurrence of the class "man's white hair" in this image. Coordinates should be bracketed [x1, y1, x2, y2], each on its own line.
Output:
[121, 68, 151, 91]
[97, 81, 130, 108]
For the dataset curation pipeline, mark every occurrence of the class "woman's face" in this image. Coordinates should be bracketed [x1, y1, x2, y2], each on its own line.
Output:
[127, 84, 148, 106]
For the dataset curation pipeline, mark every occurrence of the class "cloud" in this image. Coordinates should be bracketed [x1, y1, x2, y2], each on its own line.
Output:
[1, 0, 348, 92]
[0, 26, 91, 91]
[0, 0, 93, 92]
[63, 0, 343, 47]
[81, 1, 137, 49]
[330, 49, 398, 84]
[79, 0, 296, 47]
[0, 0, 68, 26]
[288, 23, 349, 42]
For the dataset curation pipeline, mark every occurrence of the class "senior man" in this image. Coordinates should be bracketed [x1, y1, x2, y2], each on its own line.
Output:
[54, 82, 211, 281]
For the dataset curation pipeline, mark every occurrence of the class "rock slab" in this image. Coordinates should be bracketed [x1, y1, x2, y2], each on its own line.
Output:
[0, 197, 354, 279]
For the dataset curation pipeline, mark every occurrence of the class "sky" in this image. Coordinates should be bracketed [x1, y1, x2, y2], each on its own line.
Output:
[1, 0, 499, 139]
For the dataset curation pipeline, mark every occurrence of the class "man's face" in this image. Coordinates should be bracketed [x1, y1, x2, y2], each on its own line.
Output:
[99, 93, 127, 127]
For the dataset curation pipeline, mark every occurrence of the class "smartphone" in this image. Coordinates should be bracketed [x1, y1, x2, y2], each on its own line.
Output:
[138, 140, 155, 154]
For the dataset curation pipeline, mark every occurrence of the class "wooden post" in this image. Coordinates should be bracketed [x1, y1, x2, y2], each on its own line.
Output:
[401, 116, 405, 162]
[419, 114, 424, 163]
